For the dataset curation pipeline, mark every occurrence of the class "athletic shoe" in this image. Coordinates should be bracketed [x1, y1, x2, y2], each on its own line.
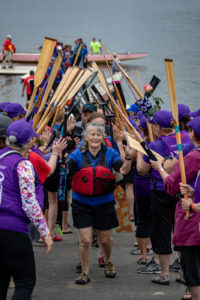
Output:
[104, 261, 116, 278]
[137, 258, 161, 274]
[98, 256, 105, 268]
[169, 258, 180, 272]
[52, 233, 62, 242]
[75, 273, 90, 284]
[76, 262, 82, 273]
[152, 275, 170, 285]
[2, 66, 6, 69]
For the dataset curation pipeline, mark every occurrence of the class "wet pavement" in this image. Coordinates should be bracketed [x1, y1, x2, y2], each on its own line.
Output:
[7, 218, 186, 300]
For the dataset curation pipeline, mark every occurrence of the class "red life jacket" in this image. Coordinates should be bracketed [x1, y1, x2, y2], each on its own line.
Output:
[72, 147, 116, 196]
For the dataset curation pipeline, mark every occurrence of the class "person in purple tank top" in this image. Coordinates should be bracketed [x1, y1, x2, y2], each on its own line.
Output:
[137, 110, 185, 285]
[0, 119, 53, 300]
[150, 116, 200, 300]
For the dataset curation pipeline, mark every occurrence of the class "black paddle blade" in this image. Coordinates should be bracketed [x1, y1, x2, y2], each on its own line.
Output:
[144, 75, 161, 98]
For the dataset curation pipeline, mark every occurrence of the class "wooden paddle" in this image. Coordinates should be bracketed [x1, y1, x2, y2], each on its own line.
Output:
[37, 67, 80, 128]
[26, 37, 57, 116]
[99, 40, 154, 142]
[165, 58, 191, 220]
[91, 61, 161, 161]
[35, 68, 93, 138]
[32, 51, 63, 129]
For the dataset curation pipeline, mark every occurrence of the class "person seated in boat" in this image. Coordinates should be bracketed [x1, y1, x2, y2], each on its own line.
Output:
[2, 35, 16, 69]
[90, 37, 102, 54]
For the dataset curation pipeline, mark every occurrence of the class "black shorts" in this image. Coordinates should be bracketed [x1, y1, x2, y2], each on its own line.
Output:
[124, 165, 135, 184]
[44, 162, 60, 192]
[150, 190, 176, 255]
[71, 200, 119, 230]
[180, 246, 200, 287]
[135, 196, 152, 238]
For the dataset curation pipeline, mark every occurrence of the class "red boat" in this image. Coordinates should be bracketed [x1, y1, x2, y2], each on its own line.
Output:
[0, 52, 147, 64]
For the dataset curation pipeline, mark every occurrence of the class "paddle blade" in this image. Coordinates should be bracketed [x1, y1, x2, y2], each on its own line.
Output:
[34, 37, 57, 88]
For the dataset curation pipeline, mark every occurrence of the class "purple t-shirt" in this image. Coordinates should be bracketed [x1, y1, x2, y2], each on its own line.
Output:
[143, 131, 191, 191]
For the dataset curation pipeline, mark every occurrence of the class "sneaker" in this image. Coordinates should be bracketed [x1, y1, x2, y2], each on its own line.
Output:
[52, 233, 62, 242]
[2, 66, 6, 69]
[104, 261, 116, 278]
[76, 262, 82, 273]
[137, 255, 148, 265]
[75, 273, 90, 284]
[137, 258, 161, 274]
[169, 258, 180, 272]
[8, 65, 14, 68]
[98, 256, 105, 268]
[152, 275, 170, 285]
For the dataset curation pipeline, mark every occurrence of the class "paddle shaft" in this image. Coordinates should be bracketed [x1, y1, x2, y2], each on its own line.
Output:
[165, 58, 191, 219]
[32, 52, 63, 129]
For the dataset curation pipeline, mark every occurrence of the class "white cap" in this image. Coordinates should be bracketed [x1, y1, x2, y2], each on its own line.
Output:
[6, 34, 12, 39]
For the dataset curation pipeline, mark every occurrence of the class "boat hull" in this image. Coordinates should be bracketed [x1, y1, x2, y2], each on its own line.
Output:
[0, 52, 147, 64]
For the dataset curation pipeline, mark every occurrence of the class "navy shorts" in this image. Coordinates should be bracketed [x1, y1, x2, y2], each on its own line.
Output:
[71, 200, 119, 230]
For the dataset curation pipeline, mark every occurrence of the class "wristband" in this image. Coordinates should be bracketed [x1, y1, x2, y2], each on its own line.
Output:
[52, 153, 58, 157]
[158, 167, 164, 174]
[189, 203, 195, 212]
[125, 156, 132, 161]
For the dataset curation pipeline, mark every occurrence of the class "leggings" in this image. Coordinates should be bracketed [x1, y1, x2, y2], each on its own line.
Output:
[0, 229, 36, 300]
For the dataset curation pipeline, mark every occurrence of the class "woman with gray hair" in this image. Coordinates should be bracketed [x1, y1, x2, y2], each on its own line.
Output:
[68, 123, 134, 284]
[0, 119, 53, 300]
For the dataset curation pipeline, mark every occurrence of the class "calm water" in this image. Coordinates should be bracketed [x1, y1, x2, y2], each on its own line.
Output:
[0, 0, 200, 111]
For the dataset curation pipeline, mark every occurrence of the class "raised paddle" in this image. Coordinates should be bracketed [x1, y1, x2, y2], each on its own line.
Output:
[165, 58, 191, 220]
[91, 61, 161, 161]
[99, 40, 154, 142]
[32, 51, 63, 129]
[26, 37, 57, 116]
[37, 67, 80, 128]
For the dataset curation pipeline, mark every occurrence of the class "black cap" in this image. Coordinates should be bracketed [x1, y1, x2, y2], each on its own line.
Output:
[0, 115, 12, 138]
[82, 103, 97, 113]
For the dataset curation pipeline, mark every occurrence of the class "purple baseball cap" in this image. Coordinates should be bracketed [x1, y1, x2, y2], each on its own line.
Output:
[149, 110, 174, 128]
[7, 119, 38, 145]
[138, 116, 147, 129]
[133, 110, 144, 120]
[189, 108, 200, 118]
[178, 104, 190, 120]
[0, 102, 11, 112]
[4, 103, 26, 118]
[186, 117, 200, 136]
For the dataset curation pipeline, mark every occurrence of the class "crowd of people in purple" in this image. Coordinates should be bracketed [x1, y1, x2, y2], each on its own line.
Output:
[0, 54, 200, 299]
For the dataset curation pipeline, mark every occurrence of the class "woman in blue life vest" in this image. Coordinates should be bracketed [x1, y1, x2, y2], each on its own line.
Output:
[68, 123, 134, 284]
[0, 119, 53, 300]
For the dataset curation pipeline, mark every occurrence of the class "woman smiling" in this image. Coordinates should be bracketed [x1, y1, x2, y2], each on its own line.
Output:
[67, 123, 134, 284]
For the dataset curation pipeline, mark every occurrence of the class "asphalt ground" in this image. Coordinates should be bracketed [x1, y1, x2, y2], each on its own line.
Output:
[7, 218, 186, 300]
